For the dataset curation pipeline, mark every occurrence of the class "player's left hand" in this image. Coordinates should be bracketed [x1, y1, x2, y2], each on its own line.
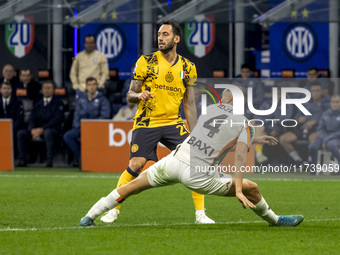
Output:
[255, 135, 278, 146]
[236, 192, 256, 209]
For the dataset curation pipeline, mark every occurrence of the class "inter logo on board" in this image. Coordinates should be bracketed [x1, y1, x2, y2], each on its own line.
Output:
[283, 23, 317, 62]
[96, 25, 126, 62]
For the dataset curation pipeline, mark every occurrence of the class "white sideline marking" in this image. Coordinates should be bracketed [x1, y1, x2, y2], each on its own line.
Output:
[0, 218, 339, 232]
[0, 174, 340, 182]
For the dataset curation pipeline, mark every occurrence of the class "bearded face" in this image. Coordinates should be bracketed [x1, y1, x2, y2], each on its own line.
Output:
[159, 36, 176, 54]
[158, 24, 179, 54]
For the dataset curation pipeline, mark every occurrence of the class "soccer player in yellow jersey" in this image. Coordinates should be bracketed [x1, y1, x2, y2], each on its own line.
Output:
[101, 20, 214, 224]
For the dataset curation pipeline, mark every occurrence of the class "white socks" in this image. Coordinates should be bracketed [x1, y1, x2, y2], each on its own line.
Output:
[195, 209, 205, 216]
[87, 189, 123, 220]
[252, 197, 279, 225]
[289, 150, 302, 162]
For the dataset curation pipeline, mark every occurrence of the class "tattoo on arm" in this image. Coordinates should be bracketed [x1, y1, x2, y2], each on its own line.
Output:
[127, 80, 143, 103]
[130, 80, 143, 92]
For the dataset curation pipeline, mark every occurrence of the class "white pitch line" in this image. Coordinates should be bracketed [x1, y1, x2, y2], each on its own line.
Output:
[0, 174, 340, 182]
[0, 218, 339, 232]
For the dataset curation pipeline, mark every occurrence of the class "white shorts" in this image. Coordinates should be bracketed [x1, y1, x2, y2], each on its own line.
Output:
[146, 151, 232, 196]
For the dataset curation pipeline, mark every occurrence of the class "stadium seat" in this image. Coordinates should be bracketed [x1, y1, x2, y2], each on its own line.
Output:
[105, 80, 119, 97]
[21, 99, 33, 124]
[317, 149, 332, 165]
[109, 69, 119, 79]
[16, 88, 33, 125]
[213, 70, 226, 78]
[109, 92, 122, 118]
[281, 69, 295, 78]
[38, 69, 52, 81]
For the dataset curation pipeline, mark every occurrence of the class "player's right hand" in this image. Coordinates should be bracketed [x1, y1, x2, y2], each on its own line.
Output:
[138, 91, 154, 103]
[236, 192, 256, 209]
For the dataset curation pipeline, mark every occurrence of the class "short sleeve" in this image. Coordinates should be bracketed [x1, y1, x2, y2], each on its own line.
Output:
[188, 62, 197, 86]
[133, 56, 147, 81]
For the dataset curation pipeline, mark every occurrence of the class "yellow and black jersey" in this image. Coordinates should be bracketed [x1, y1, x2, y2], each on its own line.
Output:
[132, 50, 197, 130]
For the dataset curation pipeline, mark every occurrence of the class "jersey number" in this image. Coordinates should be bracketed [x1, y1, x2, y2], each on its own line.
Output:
[176, 124, 188, 136]
[203, 114, 228, 138]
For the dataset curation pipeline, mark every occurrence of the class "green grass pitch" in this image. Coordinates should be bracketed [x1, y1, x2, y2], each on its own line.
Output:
[1, 168, 339, 255]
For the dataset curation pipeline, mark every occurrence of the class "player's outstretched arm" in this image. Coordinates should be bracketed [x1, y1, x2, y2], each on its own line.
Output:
[234, 142, 256, 209]
[183, 86, 197, 131]
[127, 80, 153, 103]
[253, 135, 278, 146]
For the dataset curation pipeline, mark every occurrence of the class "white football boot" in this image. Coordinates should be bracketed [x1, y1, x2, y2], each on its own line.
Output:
[100, 208, 120, 223]
[195, 209, 215, 224]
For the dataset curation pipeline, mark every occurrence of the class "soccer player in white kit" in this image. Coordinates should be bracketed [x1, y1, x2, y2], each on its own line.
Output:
[81, 87, 304, 227]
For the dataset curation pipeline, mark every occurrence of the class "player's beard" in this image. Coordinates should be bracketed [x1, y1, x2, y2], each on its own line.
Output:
[159, 38, 175, 54]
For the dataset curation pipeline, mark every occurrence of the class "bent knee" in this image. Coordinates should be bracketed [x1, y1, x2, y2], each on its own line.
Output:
[243, 180, 260, 195]
[279, 132, 295, 143]
[129, 158, 146, 173]
[326, 141, 338, 149]
[279, 135, 286, 143]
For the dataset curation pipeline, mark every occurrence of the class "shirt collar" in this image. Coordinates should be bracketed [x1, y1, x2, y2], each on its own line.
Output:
[88, 91, 98, 100]
[43, 97, 52, 103]
[2, 96, 10, 102]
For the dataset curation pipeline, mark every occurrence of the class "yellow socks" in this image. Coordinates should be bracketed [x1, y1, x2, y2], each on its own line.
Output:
[191, 190, 204, 211]
[255, 144, 263, 154]
[115, 166, 138, 210]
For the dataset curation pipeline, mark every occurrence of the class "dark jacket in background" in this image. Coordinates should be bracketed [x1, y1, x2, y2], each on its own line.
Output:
[233, 74, 265, 108]
[28, 96, 65, 132]
[317, 108, 340, 144]
[0, 77, 18, 97]
[15, 79, 42, 104]
[0, 96, 24, 132]
[73, 91, 110, 129]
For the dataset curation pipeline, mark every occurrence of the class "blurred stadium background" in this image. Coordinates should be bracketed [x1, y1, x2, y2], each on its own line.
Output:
[0, 0, 337, 83]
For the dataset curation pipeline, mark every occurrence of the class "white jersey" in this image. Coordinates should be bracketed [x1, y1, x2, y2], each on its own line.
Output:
[174, 104, 254, 167]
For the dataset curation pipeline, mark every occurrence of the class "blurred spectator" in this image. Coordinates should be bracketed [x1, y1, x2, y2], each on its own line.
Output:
[299, 67, 329, 95]
[63, 77, 110, 166]
[279, 83, 330, 165]
[309, 95, 340, 165]
[16, 69, 42, 104]
[70, 35, 109, 96]
[113, 102, 137, 121]
[234, 63, 265, 111]
[0, 64, 18, 96]
[0, 82, 24, 135]
[16, 80, 65, 167]
[253, 87, 293, 163]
